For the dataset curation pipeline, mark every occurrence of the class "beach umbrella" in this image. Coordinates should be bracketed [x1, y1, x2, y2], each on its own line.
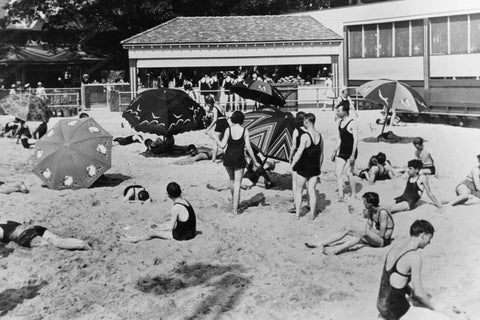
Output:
[358, 79, 428, 134]
[243, 107, 295, 162]
[0, 93, 52, 122]
[32, 118, 112, 190]
[122, 88, 207, 136]
[230, 80, 286, 106]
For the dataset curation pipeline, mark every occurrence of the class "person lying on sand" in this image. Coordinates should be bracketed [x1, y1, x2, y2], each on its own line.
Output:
[389, 159, 442, 214]
[123, 185, 151, 202]
[305, 192, 394, 254]
[114, 135, 143, 146]
[144, 135, 188, 155]
[413, 137, 438, 177]
[447, 154, 480, 207]
[0, 181, 29, 194]
[0, 121, 19, 138]
[356, 153, 396, 184]
[377, 220, 466, 320]
[123, 182, 196, 242]
[0, 220, 89, 250]
[174, 144, 214, 165]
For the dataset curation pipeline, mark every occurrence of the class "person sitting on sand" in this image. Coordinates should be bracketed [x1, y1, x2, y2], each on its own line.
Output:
[123, 185, 151, 202]
[123, 182, 196, 242]
[413, 137, 438, 177]
[377, 220, 465, 320]
[0, 220, 89, 250]
[389, 159, 442, 214]
[0, 121, 19, 138]
[447, 154, 480, 206]
[114, 135, 143, 146]
[0, 181, 29, 194]
[305, 192, 394, 254]
[32, 121, 47, 140]
[174, 144, 214, 165]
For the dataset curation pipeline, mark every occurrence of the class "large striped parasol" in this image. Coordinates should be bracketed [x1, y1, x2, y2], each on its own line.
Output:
[243, 108, 295, 162]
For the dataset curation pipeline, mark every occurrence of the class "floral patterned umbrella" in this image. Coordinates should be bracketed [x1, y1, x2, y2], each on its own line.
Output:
[0, 93, 52, 122]
[32, 118, 112, 190]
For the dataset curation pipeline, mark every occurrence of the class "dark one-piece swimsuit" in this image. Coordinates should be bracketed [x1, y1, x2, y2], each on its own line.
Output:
[371, 208, 394, 247]
[338, 119, 358, 160]
[0, 221, 47, 248]
[214, 107, 229, 133]
[394, 176, 422, 210]
[223, 127, 246, 169]
[292, 133, 323, 178]
[172, 202, 196, 241]
[123, 185, 146, 201]
[377, 249, 416, 320]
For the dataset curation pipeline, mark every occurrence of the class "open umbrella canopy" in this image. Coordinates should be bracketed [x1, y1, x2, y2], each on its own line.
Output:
[0, 93, 52, 122]
[32, 118, 112, 190]
[357, 79, 428, 113]
[122, 88, 207, 136]
[230, 80, 286, 106]
[243, 107, 295, 162]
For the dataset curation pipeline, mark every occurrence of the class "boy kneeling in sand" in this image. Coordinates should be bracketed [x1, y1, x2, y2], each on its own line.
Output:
[305, 192, 394, 254]
[123, 182, 197, 242]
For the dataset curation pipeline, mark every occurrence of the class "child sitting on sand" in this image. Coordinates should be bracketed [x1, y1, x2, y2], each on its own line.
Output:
[122, 182, 196, 242]
[305, 192, 394, 254]
[389, 159, 442, 214]
[447, 154, 480, 206]
[0, 220, 89, 250]
[413, 137, 437, 177]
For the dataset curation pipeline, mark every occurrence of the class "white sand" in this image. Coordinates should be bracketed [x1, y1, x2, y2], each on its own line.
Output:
[0, 109, 479, 320]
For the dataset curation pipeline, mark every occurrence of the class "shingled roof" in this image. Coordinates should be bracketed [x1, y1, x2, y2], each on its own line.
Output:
[122, 15, 341, 46]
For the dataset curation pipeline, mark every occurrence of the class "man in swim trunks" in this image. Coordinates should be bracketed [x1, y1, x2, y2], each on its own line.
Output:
[174, 144, 214, 165]
[333, 100, 358, 201]
[122, 182, 197, 242]
[0, 220, 89, 250]
[447, 154, 480, 206]
[413, 137, 438, 177]
[389, 159, 443, 214]
[377, 220, 464, 320]
[305, 192, 394, 254]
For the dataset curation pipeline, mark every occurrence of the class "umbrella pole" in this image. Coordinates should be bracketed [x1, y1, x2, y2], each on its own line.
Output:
[380, 109, 389, 135]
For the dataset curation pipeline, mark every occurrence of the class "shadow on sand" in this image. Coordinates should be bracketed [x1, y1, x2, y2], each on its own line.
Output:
[298, 190, 332, 219]
[90, 173, 131, 188]
[136, 263, 251, 319]
[0, 244, 14, 258]
[0, 281, 48, 317]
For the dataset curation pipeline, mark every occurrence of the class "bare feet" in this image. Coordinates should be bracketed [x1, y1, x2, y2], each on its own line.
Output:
[322, 247, 337, 255]
[305, 242, 320, 249]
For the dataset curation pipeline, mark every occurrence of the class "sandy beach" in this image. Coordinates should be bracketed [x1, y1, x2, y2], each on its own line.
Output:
[1, 108, 480, 320]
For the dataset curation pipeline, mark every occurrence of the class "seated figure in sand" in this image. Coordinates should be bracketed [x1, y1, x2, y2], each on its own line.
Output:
[447, 154, 480, 206]
[355, 152, 395, 184]
[305, 192, 394, 255]
[0, 181, 29, 194]
[0, 220, 89, 250]
[413, 137, 438, 177]
[123, 182, 196, 242]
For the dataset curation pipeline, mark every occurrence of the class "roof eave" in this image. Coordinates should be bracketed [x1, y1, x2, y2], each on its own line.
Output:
[122, 39, 343, 48]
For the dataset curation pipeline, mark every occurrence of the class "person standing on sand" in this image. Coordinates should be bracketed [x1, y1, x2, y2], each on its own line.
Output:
[305, 192, 393, 254]
[289, 111, 307, 211]
[205, 95, 228, 162]
[332, 100, 358, 201]
[377, 220, 466, 320]
[291, 113, 323, 220]
[123, 182, 197, 242]
[447, 154, 480, 206]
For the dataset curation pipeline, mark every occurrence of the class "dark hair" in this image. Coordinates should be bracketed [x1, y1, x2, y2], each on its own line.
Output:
[205, 95, 214, 105]
[295, 111, 306, 129]
[362, 192, 379, 207]
[407, 159, 423, 170]
[368, 155, 379, 168]
[144, 138, 153, 147]
[230, 111, 244, 124]
[304, 113, 316, 124]
[79, 112, 90, 119]
[187, 144, 196, 152]
[376, 152, 386, 165]
[410, 219, 434, 236]
[413, 137, 424, 145]
[138, 190, 150, 201]
[167, 182, 182, 198]
[336, 99, 350, 114]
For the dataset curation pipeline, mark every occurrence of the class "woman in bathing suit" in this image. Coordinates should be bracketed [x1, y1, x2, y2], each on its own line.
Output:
[205, 95, 228, 162]
[123, 185, 150, 202]
[305, 192, 394, 254]
[289, 111, 307, 204]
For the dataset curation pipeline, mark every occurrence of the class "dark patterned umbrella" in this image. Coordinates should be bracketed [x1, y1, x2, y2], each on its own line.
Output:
[230, 80, 286, 106]
[243, 107, 295, 162]
[0, 93, 52, 122]
[122, 89, 207, 135]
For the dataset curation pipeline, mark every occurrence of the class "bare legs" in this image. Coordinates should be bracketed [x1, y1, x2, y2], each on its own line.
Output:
[387, 201, 411, 214]
[211, 131, 223, 162]
[294, 174, 318, 219]
[122, 222, 173, 243]
[335, 157, 357, 201]
[226, 166, 244, 214]
[32, 230, 90, 250]
[0, 182, 29, 194]
[447, 184, 480, 206]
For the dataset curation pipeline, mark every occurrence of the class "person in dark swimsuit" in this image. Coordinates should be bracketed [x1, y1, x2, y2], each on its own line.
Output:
[356, 152, 395, 184]
[208, 111, 259, 215]
[114, 135, 143, 146]
[0, 220, 89, 250]
[305, 192, 394, 254]
[205, 95, 228, 162]
[123, 182, 197, 242]
[32, 121, 48, 139]
[123, 185, 150, 202]
[333, 100, 358, 201]
[291, 113, 324, 220]
[377, 220, 460, 320]
[222, 72, 235, 111]
[174, 144, 214, 165]
[0, 121, 19, 137]
[389, 159, 443, 214]
[289, 112, 307, 207]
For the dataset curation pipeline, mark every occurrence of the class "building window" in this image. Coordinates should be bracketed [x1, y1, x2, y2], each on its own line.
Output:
[431, 17, 448, 54]
[471, 13, 480, 53]
[450, 15, 468, 54]
[411, 20, 424, 56]
[379, 23, 393, 57]
[394, 21, 409, 57]
[349, 26, 363, 58]
[364, 24, 378, 58]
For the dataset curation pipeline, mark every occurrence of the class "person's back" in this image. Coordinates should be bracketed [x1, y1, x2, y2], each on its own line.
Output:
[172, 198, 196, 241]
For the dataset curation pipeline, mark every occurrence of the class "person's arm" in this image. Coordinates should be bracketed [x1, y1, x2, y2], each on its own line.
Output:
[290, 129, 298, 161]
[410, 253, 441, 311]
[291, 135, 307, 168]
[428, 149, 439, 178]
[368, 167, 378, 184]
[206, 107, 218, 132]
[244, 129, 261, 168]
[348, 120, 359, 163]
[208, 127, 229, 149]
[123, 189, 135, 202]
[420, 176, 442, 208]
[319, 135, 324, 171]
[472, 167, 480, 191]
[332, 122, 341, 161]
[385, 162, 396, 179]
[377, 210, 388, 238]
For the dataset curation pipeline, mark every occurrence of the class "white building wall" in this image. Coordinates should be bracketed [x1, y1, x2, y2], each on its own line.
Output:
[349, 57, 424, 80]
[430, 54, 480, 78]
